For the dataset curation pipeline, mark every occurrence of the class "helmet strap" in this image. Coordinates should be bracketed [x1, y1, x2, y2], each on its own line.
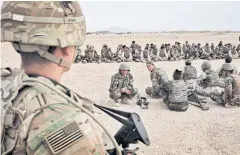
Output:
[12, 43, 71, 68]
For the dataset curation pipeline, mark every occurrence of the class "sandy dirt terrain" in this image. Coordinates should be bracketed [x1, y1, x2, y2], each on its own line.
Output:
[1, 33, 240, 155]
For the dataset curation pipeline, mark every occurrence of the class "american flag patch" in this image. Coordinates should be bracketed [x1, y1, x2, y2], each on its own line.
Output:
[45, 121, 84, 154]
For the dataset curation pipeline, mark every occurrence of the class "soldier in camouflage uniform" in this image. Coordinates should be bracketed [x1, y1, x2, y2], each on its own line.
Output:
[231, 45, 238, 59]
[143, 44, 150, 61]
[122, 45, 133, 62]
[109, 63, 139, 106]
[210, 63, 240, 108]
[162, 69, 189, 111]
[132, 44, 142, 62]
[219, 56, 239, 79]
[189, 44, 198, 60]
[150, 45, 159, 61]
[0, 1, 120, 155]
[195, 61, 222, 97]
[200, 43, 211, 60]
[237, 44, 240, 58]
[145, 61, 169, 98]
[130, 40, 138, 56]
[159, 44, 168, 61]
[84, 45, 101, 63]
[74, 46, 83, 63]
[182, 44, 189, 59]
[183, 59, 198, 86]
[101, 44, 114, 63]
[149, 43, 154, 54]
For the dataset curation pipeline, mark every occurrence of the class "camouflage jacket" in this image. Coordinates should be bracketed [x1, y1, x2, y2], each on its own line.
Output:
[109, 72, 134, 92]
[198, 69, 220, 88]
[219, 63, 239, 79]
[183, 65, 198, 81]
[101, 47, 108, 58]
[150, 68, 168, 89]
[1, 68, 105, 155]
[224, 74, 240, 103]
[162, 80, 188, 103]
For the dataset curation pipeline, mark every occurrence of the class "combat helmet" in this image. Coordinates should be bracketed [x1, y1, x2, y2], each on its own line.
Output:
[201, 61, 211, 70]
[119, 63, 130, 71]
[1, 1, 86, 68]
[222, 63, 234, 71]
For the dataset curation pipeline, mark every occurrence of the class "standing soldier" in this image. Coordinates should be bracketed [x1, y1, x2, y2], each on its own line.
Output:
[109, 63, 139, 106]
[145, 61, 169, 98]
[1, 1, 122, 155]
[162, 69, 189, 111]
[210, 63, 240, 108]
[195, 61, 221, 97]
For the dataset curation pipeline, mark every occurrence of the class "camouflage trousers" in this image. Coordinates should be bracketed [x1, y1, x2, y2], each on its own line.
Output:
[145, 87, 163, 98]
[163, 97, 188, 112]
[109, 88, 139, 101]
[210, 93, 240, 106]
[195, 86, 223, 97]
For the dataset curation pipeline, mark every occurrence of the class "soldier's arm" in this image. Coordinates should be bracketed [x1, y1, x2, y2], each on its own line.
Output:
[158, 71, 169, 86]
[197, 72, 206, 84]
[162, 81, 172, 102]
[109, 74, 119, 92]
[223, 77, 233, 103]
[127, 74, 134, 91]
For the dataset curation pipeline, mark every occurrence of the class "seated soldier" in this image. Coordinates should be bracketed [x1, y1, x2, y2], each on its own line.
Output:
[210, 63, 240, 108]
[183, 59, 198, 87]
[83, 45, 101, 63]
[162, 69, 189, 112]
[143, 44, 150, 61]
[145, 61, 169, 98]
[109, 63, 139, 106]
[132, 44, 142, 62]
[159, 45, 168, 61]
[123, 45, 133, 62]
[231, 45, 238, 59]
[219, 56, 239, 79]
[195, 61, 222, 97]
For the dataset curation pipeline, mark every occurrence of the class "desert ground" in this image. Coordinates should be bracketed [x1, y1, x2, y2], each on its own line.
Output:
[1, 33, 240, 155]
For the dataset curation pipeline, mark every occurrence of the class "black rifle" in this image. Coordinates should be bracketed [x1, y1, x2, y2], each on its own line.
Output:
[187, 89, 209, 110]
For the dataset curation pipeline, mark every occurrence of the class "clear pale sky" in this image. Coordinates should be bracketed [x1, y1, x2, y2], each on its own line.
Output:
[80, 1, 240, 32]
[0, 1, 239, 31]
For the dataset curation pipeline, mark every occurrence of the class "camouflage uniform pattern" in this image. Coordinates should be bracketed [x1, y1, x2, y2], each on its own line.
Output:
[1, 1, 86, 47]
[183, 65, 198, 81]
[146, 68, 169, 97]
[109, 72, 138, 101]
[162, 80, 189, 111]
[196, 69, 222, 96]
[211, 74, 240, 107]
[1, 68, 105, 155]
